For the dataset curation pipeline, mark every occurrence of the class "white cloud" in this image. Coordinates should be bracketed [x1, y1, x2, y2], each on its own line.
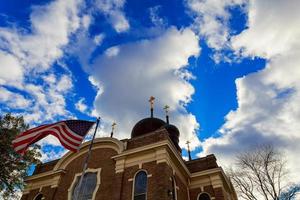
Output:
[94, 34, 105, 45]
[0, 87, 32, 109]
[56, 74, 73, 92]
[186, 0, 246, 51]
[39, 143, 67, 162]
[105, 46, 120, 57]
[149, 6, 167, 27]
[231, 0, 300, 59]
[0, 0, 83, 124]
[0, 51, 23, 87]
[200, 0, 300, 184]
[88, 27, 201, 149]
[82, 14, 92, 29]
[0, 0, 82, 72]
[75, 98, 88, 113]
[95, 0, 129, 33]
[22, 77, 73, 123]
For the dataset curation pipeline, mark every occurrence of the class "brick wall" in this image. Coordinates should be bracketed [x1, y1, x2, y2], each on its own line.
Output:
[214, 187, 225, 200]
[120, 161, 171, 200]
[21, 136, 233, 200]
[33, 160, 58, 175]
[116, 161, 188, 200]
[185, 154, 218, 173]
[23, 148, 118, 200]
[126, 130, 170, 150]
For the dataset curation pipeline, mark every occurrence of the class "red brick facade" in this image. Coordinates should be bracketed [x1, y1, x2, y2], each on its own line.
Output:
[21, 129, 237, 200]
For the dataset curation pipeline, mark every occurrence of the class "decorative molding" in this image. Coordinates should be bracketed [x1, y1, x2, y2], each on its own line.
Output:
[54, 137, 125, 171]
[25, 169, 65, 182]
[67, 168, 101, 200]
[190, 167, 222, 178]
[189, 168, 224, 189]
[23, 170, 65, 194]
[113, 139, 189, 185]
[113, 139, 190, 176]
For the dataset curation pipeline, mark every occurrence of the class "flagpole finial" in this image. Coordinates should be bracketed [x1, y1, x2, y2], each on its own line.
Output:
[163, 105, 170, 124]
[186, 141, 192, 161]
[149, 96, 155, 118]
[110, 122, 116, 138]
[97, 117, 101, 122]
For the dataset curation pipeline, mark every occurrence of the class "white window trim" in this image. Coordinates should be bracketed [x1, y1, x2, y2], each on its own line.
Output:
[197, 192, 212, 200]
[33, 193, 45, 200]
[172, 177, 178, 200]
[132, 169, 148, 200]
[68, 168, 101, 200]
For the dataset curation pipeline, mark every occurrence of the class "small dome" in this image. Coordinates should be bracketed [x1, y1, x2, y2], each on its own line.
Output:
[163, 124, 181, 151]
[131, 117, 166, 138]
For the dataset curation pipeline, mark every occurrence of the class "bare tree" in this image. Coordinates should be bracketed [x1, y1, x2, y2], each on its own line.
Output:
[228, 145, 299, 200]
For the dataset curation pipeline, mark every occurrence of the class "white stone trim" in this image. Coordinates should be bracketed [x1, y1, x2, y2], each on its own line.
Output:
[68, 168, 101, 200]
[197, 192, 213, 200]
[172, 176, 178, 200]
[33, 193, 45, 200]
[55, 137, 124, 171]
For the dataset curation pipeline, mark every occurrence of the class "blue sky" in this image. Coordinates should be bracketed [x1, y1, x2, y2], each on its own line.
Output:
[1, 0, 300, 183]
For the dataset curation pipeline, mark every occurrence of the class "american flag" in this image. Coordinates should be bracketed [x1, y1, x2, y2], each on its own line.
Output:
[12, 120, 95, 155]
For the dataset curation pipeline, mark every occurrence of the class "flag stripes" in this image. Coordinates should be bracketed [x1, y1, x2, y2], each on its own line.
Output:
[12, 120, 94, 155]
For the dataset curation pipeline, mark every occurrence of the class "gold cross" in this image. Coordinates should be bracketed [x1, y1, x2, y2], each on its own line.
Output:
[111, 122, 117, 132]
[186, 141, 192, 161]
[149, 96, 155, 109]
[163, 105, 169, 114]
[186, 141, 190, 149]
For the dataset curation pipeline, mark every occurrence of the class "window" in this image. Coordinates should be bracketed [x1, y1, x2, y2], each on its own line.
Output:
[171, 177, 177, 200]
[198, 193, 211, 200]
[133, 171, 148, 200]
[33, 193, 44, 200]
[72, 172, 97, 200]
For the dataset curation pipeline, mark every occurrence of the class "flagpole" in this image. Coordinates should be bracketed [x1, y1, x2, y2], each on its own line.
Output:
[75, 117, 101, 200]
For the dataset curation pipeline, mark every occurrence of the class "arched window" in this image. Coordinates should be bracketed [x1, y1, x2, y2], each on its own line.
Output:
[133, 171, 148, 200]
[198, 193, 211, 200]
[72, 172, 97, 200]
[33, 193, 44, 200]
[171, 177, 177, 200]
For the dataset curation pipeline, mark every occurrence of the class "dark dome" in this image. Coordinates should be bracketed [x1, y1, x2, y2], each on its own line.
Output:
[131, 117, 166, 138]
[163, 124, 181, 151]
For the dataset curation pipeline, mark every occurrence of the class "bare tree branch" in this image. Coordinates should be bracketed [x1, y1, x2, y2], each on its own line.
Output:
[228, 144, 298, 200]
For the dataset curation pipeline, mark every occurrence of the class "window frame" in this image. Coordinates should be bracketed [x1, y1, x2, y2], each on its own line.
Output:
[197, 192, 212, 200]
[171, 176, 178, 200]
[33, 193, 44, 200]
[68, 168, 101, 200]
[132, 170, 148, 200]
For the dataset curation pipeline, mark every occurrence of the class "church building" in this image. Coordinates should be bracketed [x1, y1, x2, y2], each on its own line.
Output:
[21, 100, 237, 200]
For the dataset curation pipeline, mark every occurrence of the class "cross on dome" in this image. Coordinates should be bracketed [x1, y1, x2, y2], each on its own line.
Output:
[149, 96, 155, 117]
[110, 122, 117, 138]
[149, 96, 155, 109]
[186, 141, 192, 161]
[164, 105, 170, 124]
[163, 105, 169, 114]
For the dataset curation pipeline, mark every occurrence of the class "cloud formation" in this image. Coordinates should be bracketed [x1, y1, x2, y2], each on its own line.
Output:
[95, 0, 129, 32]
[200, 0, 300, 183]
[0, 0, 83, 123]
[75, 98, 88, 113]
[186, 0, 246, 50]
[88, 27, 201, 149]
